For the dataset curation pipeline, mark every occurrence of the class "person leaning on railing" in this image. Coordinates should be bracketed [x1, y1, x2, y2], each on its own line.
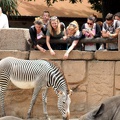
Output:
[29, 17, 47, 53]
[46, 16, 67, 56]
[101, 13, 120, 51]
[81, 15, 101, 52]
[62, 20, 82, 59]
[114, 12, 120, 21]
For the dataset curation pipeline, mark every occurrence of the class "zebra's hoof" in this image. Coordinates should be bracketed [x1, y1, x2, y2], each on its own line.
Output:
[1, 113, 6, 117]
[26, 116, 31, 119]
[46, 118, 51, 120]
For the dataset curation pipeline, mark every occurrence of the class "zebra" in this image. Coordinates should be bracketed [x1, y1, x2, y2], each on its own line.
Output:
[0, 57, 72, 120]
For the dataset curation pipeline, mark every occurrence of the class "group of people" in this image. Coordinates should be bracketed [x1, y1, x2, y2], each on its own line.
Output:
[29, 11, 82, 59]
[29, 11, 120, 59]
[0, 6, 120, 59]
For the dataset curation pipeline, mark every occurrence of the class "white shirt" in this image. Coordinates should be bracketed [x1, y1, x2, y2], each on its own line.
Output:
[84, 23, 96, 51]
[37, 31, 44, 39]
[0, 13, 9, 28]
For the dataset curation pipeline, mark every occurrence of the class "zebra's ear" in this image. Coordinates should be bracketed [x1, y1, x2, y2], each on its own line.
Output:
[58, 91, 63, 94]
[69, 89, 73, 95]
[58, 91, 65, 96]
[67, 89, 73, 96]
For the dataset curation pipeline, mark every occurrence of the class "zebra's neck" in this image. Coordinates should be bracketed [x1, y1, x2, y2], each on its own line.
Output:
[47, 62, 69, 96]
[47, 81, 68, 96]
[52, 86, 67, 96]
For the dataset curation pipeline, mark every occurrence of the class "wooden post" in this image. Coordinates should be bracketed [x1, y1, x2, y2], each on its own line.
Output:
[118, 32, 120, 51]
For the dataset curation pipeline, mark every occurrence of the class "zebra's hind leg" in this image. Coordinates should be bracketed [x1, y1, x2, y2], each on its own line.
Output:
[27, 86, 42, 119]
[42, 88, 51, 120]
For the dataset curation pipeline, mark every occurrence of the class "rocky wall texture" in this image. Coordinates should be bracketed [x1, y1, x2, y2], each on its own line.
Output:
[0, 50, 120, 119]
[0, 28, 30, 51]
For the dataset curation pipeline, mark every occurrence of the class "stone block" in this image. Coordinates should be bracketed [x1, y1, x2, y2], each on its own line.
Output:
[115, 76, 120, 89]
[95, 51, 120, 60]
[88, 61, 115, 75]
[115, 61, 120, 75]
[62, 60, 86, 83]
[0, 50, 29, 60]
[87, 61, 114, 110]
[29, 50, 94, 60]
[0, 28, 30, 51]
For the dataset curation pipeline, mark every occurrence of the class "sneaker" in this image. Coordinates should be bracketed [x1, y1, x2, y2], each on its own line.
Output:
[103, 49, 107, 51]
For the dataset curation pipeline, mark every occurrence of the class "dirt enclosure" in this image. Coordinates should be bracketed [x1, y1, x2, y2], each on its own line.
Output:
[0, 116, 79, 120]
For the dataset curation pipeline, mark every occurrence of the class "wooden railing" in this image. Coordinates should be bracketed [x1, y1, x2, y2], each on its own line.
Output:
[36, 37, 120, 51]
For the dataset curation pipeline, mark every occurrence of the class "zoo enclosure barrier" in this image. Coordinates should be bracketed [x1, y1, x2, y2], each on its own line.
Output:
[36, 36, 119, 51]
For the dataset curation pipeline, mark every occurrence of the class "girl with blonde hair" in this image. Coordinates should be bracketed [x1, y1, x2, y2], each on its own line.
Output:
[46, 16, 67, 56]
[63, 20, 82, 59]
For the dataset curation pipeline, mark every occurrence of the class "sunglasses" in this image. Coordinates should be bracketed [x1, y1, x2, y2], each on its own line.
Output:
[50, 16, 58, 20]
[69, 23, 77, 28]
[87, 22, 93, 25]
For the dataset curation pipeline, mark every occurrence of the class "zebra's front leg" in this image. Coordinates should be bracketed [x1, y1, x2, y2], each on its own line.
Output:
[42, 88, 51, 120]
[27, 87, 41, 119]
[0, 91, 6, 116]
[0, 81, 9, 117]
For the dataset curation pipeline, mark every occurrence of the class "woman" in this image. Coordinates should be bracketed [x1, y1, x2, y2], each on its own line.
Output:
[46, 16, 67, 56]
[29, 17, 46, 53]
[63, 20, 82, 59]
[81, 16, 101, 51]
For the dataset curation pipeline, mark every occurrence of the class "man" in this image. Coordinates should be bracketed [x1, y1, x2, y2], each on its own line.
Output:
[42, 11, 50, 34]
[101, 13, 120, 50]
[114, 12, 120, 21]
[0, 7, 9, 28]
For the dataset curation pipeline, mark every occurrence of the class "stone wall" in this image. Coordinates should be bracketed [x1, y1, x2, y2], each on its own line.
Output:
[0, 28, 120, 119]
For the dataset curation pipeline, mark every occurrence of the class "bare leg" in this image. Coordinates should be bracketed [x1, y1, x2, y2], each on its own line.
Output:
[42, 88, 51, 120]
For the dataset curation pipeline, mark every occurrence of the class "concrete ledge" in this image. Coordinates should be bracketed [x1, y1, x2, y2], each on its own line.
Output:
[0, 50, 29, 60]
[29, 50, 94, 60]
[1, 50, 120, 61]
[95, 51, 120, 60]
[0, 28, 30, 51]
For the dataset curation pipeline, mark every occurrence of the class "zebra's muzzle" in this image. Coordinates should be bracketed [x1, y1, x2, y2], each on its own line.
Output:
[63, 117, 67, 120]
[63, 116, 69, 120]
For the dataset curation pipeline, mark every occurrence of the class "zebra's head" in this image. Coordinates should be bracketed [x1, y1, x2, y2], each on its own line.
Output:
[57, 90, 72, 120]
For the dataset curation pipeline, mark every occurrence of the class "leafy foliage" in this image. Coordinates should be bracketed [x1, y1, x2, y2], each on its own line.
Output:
[0, 0, 83, 16]
[0, 0, 20, 16]
[0, 0, 100, 16]
[45, 0, 82, 6]
[88, 0, 102, 13]
[45, 0, 102, 12]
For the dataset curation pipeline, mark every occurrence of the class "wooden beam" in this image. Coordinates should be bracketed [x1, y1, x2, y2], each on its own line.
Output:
[118, 33, 120, 51]
[37, 37, 118, 44]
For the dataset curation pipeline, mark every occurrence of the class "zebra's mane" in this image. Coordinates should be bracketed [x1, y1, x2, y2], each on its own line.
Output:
[41, 58, 70, 93]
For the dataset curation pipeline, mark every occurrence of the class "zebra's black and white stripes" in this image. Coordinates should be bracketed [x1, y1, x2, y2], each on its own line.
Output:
[0, 57, 71, 120]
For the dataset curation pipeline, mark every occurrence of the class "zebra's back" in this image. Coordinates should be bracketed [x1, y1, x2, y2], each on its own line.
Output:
[0, 57, 51, 89]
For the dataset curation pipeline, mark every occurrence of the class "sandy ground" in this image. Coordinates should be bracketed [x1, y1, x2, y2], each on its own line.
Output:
[0, 116, 79, 120]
